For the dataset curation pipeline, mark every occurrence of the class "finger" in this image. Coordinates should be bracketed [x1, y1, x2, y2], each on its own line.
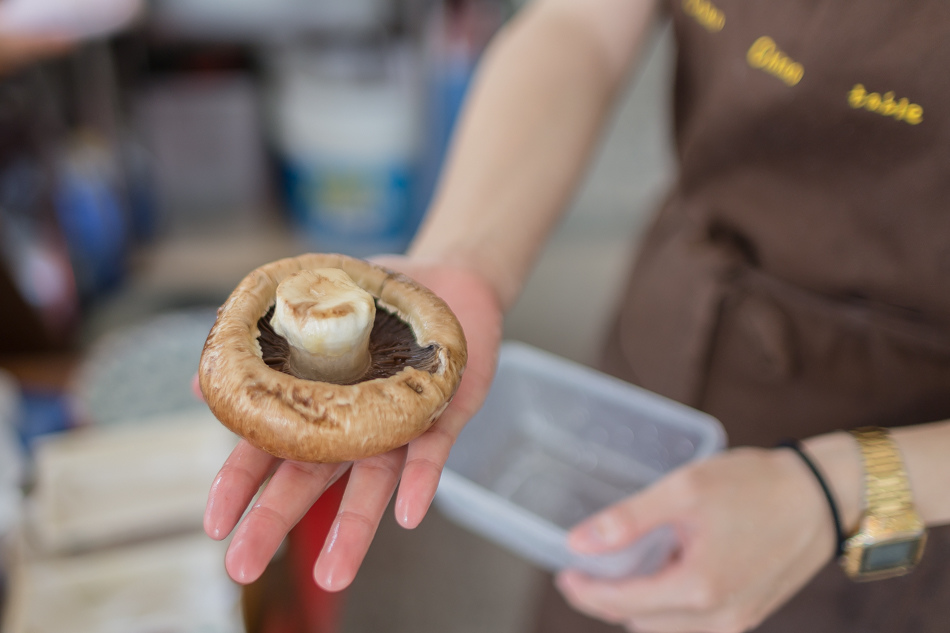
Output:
[225, 459, 350, 584]
[0, 35, 73, 72]
[555, 563, 707, 624]
[314, 447, 407, 591]
[394, 334, 497, 528]
[567, 472, 693, 555]
[192, 373, 204, 401]
[555, 570, 661, 623]
[621, 612, 727, 633]
[204, 440, 280, 540]
[394, 406, 467, 528]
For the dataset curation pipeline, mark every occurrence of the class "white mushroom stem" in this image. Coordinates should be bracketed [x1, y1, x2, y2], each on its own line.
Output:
[270, 268, 376, 383]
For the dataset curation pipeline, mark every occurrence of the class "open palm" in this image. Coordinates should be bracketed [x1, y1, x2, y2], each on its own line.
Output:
[203, 256, 502, 591]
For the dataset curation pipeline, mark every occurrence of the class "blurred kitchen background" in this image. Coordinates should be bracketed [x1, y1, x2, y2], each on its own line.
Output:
[0, 0, 675, 631]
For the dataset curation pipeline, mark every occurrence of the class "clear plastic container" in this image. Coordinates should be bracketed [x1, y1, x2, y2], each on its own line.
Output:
[434, 342, 726, 578]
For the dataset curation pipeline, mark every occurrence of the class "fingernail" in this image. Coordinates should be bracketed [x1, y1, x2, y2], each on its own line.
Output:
[225, 542, 252, 585]
[395, 496, 411, 527]
[554, 571, 574, 593]
[570, 513, 625, 551]
[203, 508, 221, 540]
[314, 521, 350, 592]
[314, 554, 350, 592]
[396, 496, 425, 529]
[314, 558, 333, 590]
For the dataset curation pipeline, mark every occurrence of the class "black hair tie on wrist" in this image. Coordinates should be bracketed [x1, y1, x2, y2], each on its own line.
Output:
[776, 438, 846, 558]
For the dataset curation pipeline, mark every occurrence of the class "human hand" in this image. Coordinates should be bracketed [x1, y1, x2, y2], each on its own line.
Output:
[555, 447, 839, 633]
[0, 33, 72, 75]
[202, 256, 503, 591]
[0, 0, 146, 75]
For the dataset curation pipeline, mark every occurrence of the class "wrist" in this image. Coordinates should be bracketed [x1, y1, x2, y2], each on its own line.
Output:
[769, 445, 839, 560]
[405, 243, 519, 313]
[801, 432, 865, 535]
[889, 421, 950, 526]
[384, 251, 507, 317]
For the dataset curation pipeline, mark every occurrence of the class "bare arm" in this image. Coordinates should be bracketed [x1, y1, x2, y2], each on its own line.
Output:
[410, 0, 661, 309]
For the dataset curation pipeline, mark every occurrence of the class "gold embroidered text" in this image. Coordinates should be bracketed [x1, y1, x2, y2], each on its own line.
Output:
[683, 0, 725, 32]
[746, 36, 804, 87]
[848, 84, 922, 125]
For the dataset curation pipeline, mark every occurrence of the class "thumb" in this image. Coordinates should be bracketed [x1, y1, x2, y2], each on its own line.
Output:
[568, 479, 683, 555]
[192, 373, 205, 402]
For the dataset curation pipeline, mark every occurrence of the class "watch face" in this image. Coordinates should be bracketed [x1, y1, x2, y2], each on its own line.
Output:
[859, 538, 921, 573]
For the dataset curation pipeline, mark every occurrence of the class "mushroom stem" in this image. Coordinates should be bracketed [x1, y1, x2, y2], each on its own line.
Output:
[269, 268, 376, 384]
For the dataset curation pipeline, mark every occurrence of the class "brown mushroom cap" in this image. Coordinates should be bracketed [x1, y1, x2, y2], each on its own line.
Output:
[198, 253, 467, 463]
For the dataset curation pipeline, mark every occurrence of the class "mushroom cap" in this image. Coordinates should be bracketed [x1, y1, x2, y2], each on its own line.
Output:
[198, 253, 467, 463]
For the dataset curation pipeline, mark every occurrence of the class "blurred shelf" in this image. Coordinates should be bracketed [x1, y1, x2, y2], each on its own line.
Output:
[146, 0, 392, 42]
[76, 221, 305, 345]
[128, 220, 305, 299]
[0, 353, 80, 391]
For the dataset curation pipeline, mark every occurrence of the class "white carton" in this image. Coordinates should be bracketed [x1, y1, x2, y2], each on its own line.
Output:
[435, 342, 726, 578]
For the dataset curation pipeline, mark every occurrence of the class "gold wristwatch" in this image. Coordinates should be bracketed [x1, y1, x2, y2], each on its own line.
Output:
[840, 427, 927, 581]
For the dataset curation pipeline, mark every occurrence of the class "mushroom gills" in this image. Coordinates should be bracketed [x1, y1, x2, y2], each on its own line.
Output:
[258, 303, 440, 384]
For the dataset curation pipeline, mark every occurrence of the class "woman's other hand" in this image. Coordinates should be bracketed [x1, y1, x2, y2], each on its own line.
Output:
[556, 447, 843, 633]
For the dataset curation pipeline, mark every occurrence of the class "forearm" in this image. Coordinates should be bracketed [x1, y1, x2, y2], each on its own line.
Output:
[804, 419, 950, 533]
[409, 0, 658, 310]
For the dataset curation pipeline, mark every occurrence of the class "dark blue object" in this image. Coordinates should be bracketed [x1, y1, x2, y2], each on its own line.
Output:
[54, 155, 128, 301]
[17, 389, 73, 452]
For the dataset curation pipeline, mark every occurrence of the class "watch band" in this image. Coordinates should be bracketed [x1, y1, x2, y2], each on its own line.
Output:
[841, 426, 927, 581]
[850, 427, 914, 518]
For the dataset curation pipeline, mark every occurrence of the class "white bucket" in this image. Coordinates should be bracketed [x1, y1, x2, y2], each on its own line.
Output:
[268, 43, 422, 257]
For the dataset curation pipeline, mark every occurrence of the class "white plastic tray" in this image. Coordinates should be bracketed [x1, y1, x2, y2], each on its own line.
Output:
[434, 342, 726, 578]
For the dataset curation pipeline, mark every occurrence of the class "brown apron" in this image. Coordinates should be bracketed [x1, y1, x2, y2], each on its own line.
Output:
[537, 0, 950, 630]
